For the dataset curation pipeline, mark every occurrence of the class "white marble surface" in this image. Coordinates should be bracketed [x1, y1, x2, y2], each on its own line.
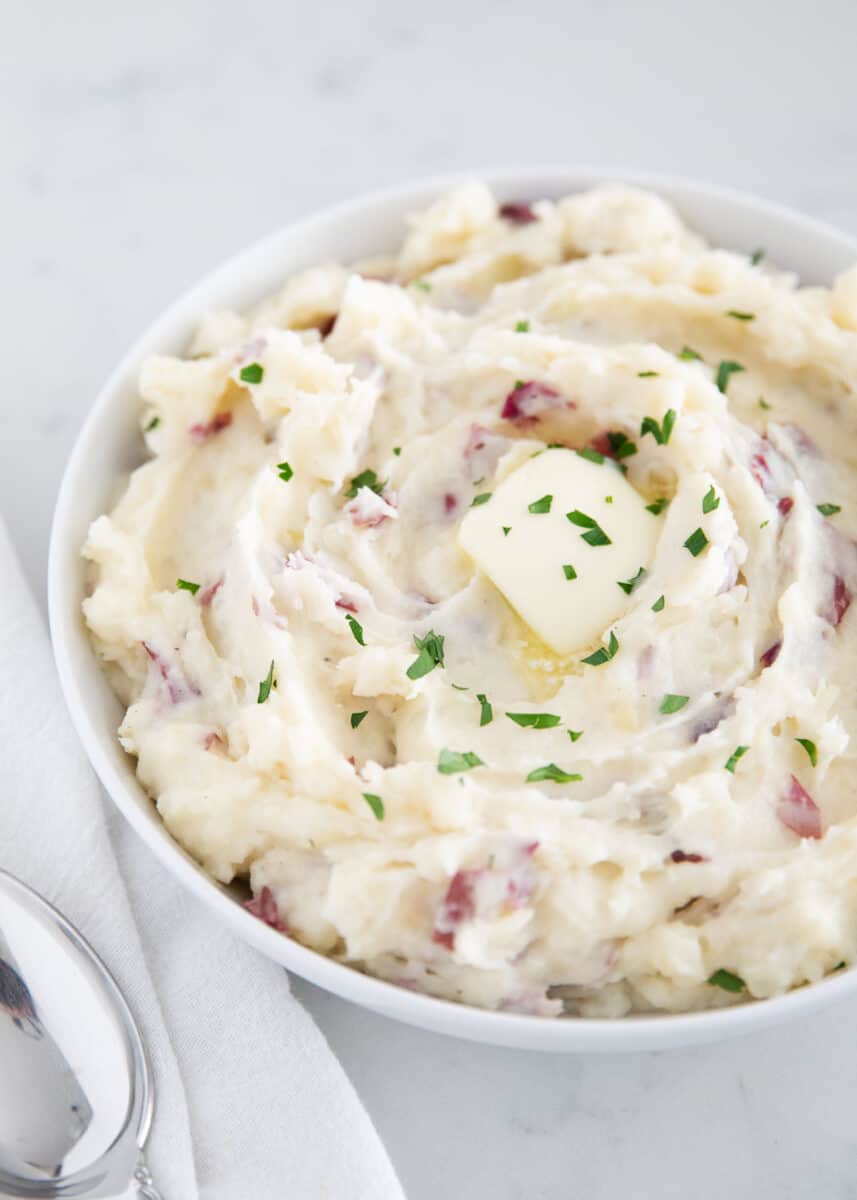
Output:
[3, 1, 857, 1195]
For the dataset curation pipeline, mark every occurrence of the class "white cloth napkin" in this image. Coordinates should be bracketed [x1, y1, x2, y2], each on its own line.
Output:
[0, 518, 404, 1200]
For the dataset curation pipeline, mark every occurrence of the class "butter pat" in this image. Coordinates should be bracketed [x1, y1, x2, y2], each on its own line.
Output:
[458, 448, 661, 655]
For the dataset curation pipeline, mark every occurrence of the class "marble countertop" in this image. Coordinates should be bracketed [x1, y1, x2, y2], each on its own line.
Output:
[4, 1, 857, 1195]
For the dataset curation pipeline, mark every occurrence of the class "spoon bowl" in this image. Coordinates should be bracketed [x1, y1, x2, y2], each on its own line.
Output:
[0, 870, 157, 1198]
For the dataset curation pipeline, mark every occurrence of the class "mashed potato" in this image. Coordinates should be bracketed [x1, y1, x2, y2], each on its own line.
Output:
[83, 182, 857, 1017]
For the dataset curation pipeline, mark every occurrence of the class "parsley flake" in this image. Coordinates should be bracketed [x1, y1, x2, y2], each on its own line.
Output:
[515, 319, 530, 332]
[726, 310, 755, 321]
[562, 563, 578, 581]
[345, 614, 365, 645]
[724, 745, 749, 773]
[477, 693, 493, 726]
[708, 969, 745, 993]
[362, 792, 384, 820]
[566, 510, 611, 546]
[412, 279, 431, 292]
[652, 594, 665, 612]
[257, 660, 276, 703]
[750, 248, 765, 266]
[617, 566, 646, 595]
[277, 461, 293, 482]
[640, 409, 677, 446]
[528, 494, 553, 514]
[645, 497, 669, 516]
[526, 764, 583, 784]
[568, 729, 583, 742]
[240, 362, 264, 384]
[758, 397, 771, 410]
[406, 629, 445, 679]
[683, 527, 709, 557]
[350, 711, 368, 729]
[817, 503, 841, 517]
[176, 578, 200, 595]
[471, 492, 492, 507]
[678, 346, 702, 361]
[502, 525, 512, 537]
[607, 431, 637, 459]
[638, 370, 659, 378]
[345, 469, 385, 499]
[795, 737, 818, 767]
[438, 748, 484, 774]
[716, 360, 745, 393]
[506, 712, 562, 729]
[702, 485, 720, 514]
[581, 630, 619, 667]
[576, 447, 605, 465]
[144, 415, 160, 432]
[393, 446, 402, 457]
[659, 693, 689, 715]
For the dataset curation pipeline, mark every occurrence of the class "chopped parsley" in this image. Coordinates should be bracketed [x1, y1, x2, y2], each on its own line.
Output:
[645, 497, 669, 516]
[678, 346, 702, 361]
[502, 525, 512, 537]
[276, 461, 293, 482]
[438, 748, 484, 774]
[617, 566, 646, 595]
[568, 729, 583, 742]
[412, 279, 431, 292]
[607, 431, 637, 459]
[605, 495, 613, 504]
[566, 510, 611, 546]
[345, 469, 385, 499]
[144, 415, 160, 432]
[477, 693, 493, 726]
[350, 710, 368, 729]
[708, 969, 745, 993]
[581, 630, 619, 667]
[659, 693, 689, 715]
[344, 613, 365, 645]
[515, 319, 530, 332]
[239, 362, 264, 384]
[716, 360, 745, 393]
[362, 792, 384, 820]
[257, 660, 276, 703]
[471, 492, 492, 507]
[652, 594, 665, 612]
[750, 248, 765, 266]
[506, 711, 562, 729]
[562, 563, 578, 581]
[528, 494, 553, 514]
[526, 764, 583, 784]
[683, 527, 709, 557]
[724, 745, 750, 773]
[576, 447, 605, 465]
[760, 519, 770, 529]
[638, 370, 659, 378]
[406, 629, 445, 679]
[450, 683, 468, 691]
[393, 446, 402, 456]
[640, 409, 677, 446]
[702, 485, 720, 514]
[817, 503, 841, 517]
[795, 737, 818, 767]
[758, 397, 771, 411]
[726, 310, 755, 321]
[176, 578, 200, 595]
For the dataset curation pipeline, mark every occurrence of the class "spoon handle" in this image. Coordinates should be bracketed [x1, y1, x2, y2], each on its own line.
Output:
[134, 1156, 164, 1199]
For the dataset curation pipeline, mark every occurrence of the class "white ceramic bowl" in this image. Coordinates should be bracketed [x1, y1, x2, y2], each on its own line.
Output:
[49, 167, 857, 1052]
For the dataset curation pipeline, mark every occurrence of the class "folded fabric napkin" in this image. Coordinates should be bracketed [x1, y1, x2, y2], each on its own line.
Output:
[0, 517, 404, 1200]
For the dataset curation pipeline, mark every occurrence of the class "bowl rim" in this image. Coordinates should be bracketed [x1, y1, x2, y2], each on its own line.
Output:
[48, 164, 857, 1053]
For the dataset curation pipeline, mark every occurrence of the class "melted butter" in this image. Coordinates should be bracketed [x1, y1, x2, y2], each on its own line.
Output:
[459, 447, 661, 656]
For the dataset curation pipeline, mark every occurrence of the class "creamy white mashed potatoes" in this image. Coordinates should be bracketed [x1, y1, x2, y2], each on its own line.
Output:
[84, 183, 857, 1017]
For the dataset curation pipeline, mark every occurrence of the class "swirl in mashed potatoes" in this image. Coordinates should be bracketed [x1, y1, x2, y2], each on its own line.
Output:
[83, 183, 857, 1017]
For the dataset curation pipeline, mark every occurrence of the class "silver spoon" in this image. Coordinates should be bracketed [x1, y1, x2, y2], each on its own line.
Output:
[0, 870, 162, 1198]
